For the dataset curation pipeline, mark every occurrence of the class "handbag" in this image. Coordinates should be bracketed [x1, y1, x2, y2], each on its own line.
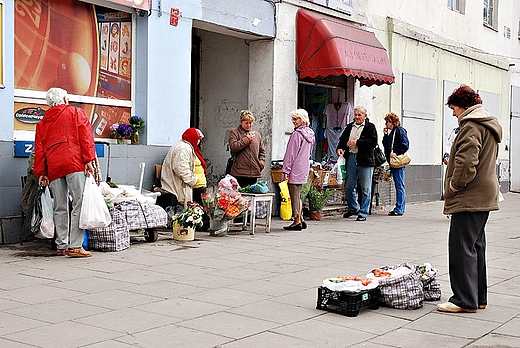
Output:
[374, 145, 386, 167]
[390, 129, 411, 168]
[79, 176, 112, 229]
[225, 156, 236, 175]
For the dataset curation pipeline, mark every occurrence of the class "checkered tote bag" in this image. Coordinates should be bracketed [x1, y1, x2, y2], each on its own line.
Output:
[377, 263, 424, 310]
[418, 264, 442, 301]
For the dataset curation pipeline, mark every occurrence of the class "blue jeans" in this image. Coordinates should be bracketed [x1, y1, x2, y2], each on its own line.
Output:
[390, 167, 406, 214]
[345, 154, 374, 218]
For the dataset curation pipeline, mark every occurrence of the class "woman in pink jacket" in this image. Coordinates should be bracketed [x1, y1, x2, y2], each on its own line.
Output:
[281, 109, 315, 231]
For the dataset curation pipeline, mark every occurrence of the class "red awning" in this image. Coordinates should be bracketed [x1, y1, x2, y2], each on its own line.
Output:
[296, 9, 395, 87]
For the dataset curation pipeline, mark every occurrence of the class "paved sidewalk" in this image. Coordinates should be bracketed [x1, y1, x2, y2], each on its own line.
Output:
[1, 193, 519, 348]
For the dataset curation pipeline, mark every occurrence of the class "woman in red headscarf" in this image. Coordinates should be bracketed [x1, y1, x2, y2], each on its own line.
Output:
[160, 128, 208, 230]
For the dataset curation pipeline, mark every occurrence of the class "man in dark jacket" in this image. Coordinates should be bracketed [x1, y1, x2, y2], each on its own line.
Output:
[336, 106, 378, 221]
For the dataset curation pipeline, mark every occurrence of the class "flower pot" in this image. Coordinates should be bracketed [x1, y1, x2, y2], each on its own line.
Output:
[130, 131, 139, 145]
[310, 210, 322, 221]
[209, 219, 228, 237]
[116, 137, 125, 145]
[173, 221, 195, 241]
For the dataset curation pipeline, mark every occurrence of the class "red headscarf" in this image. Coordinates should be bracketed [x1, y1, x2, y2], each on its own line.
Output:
[182, 128, 207, 174]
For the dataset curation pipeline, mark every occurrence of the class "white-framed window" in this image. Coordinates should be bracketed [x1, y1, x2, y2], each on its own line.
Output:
[483, 0, 498, 30]
[447, 0, 465, 14]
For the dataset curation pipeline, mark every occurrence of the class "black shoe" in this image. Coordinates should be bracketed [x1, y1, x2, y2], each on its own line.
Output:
[356, 216, 366, 221]
[388, 211, 403, 216]
[301, 221, 307, 229]
[283, 223, 302, 231]
[343, 211, 357, 219]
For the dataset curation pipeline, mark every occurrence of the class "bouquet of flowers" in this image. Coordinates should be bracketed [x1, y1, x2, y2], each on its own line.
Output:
[202, 189, 250, 222]
[110, 122, 134, 139]
[128, 115, 145, 133]
[172, 202, 204, 229]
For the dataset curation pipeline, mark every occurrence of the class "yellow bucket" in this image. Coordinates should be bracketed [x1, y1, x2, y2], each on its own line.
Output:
[173, 221, 195, 241]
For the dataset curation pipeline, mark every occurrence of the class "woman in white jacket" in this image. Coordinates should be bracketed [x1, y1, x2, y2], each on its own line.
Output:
[161, 128, 206, 209]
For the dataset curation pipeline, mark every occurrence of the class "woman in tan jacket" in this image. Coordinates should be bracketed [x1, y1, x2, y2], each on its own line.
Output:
[437, 85, 502, 314]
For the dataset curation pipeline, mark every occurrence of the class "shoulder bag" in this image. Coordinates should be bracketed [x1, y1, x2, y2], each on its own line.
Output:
[374, 145, 386, 167]
[390, 129, 411, 168]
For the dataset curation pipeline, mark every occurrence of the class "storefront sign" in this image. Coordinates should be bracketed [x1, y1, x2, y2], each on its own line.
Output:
[305, 0, 353, 15]
[14, 141, 105, 157]
[106, 0, 150, 11]
[15, 107, 46, 124]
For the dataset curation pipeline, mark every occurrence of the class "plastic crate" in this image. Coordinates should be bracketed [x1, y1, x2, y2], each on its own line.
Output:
[316, 286, 380, 317]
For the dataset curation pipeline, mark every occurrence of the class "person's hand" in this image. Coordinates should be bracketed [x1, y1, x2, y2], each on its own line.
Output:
[390, 151, 396, 158]
[337, 149, 344, 157]
[281, 173, 289, 181]
[347, 139, 356, 148]
[38, 176, 49, 186]
[383, 128, 389, 135]
[260, 162, 265, 170]
[84, 162, 94, 177]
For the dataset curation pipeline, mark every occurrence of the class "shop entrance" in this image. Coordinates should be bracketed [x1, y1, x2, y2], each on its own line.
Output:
[298, 81, 352, 164]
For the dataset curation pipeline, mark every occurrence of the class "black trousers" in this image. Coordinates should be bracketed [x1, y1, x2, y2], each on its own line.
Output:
[448, 211, 489, 309]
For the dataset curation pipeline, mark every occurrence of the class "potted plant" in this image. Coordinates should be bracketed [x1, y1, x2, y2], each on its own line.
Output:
[128, 115, 145, 144]
[307, 185, 332, 221]
[109, 122, 133, 144]
[172, 202, 204, 241]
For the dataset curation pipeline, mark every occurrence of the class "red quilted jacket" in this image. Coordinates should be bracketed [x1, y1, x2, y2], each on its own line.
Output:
[33, 105, 96, 182]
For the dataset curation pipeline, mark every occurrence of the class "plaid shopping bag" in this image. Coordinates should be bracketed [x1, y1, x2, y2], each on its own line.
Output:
[377, 263, 424, 310]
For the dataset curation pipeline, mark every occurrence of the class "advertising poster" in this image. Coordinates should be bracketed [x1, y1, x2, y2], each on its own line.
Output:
[14, 0, 132, 139]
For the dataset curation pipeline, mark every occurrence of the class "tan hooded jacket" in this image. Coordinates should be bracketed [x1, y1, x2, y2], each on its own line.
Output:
[443, 104, 502, 214]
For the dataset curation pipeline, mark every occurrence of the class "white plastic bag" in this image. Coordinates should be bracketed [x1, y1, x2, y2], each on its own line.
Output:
[336, 156, 346, 184]
[36, 186, 55, 239]
[80, 176, 112, 229]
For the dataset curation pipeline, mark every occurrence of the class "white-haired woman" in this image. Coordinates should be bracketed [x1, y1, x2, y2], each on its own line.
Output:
[33, 87, 97, 257]
[281, 109, 315, 231]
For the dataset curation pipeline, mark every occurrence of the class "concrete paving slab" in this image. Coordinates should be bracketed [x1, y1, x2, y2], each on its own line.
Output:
[219, 331, 323, 348]
[405, 311, 501, 339]
[0, 193, 519, 347]
[228, 299, 321, 325]
[271, 318, 375, 347]
[134, 297, 227, 320]
[74, 307, 179, 334]
[3, 320, 123, 348]
[180, 311, 279, 339]
[467, 332, 520, 347]
[369, 327, 471, 347]
[115, 325, 230, 347]
[5, 298, 112, 324]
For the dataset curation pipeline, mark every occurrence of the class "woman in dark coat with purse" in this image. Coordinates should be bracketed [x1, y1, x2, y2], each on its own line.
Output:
[382, 112, 410, 216]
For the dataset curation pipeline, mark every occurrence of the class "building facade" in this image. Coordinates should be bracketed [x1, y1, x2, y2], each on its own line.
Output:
[0, 0, 518, 243]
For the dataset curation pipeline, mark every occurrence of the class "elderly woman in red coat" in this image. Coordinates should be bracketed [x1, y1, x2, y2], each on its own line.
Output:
[34, 87, 97, 257]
